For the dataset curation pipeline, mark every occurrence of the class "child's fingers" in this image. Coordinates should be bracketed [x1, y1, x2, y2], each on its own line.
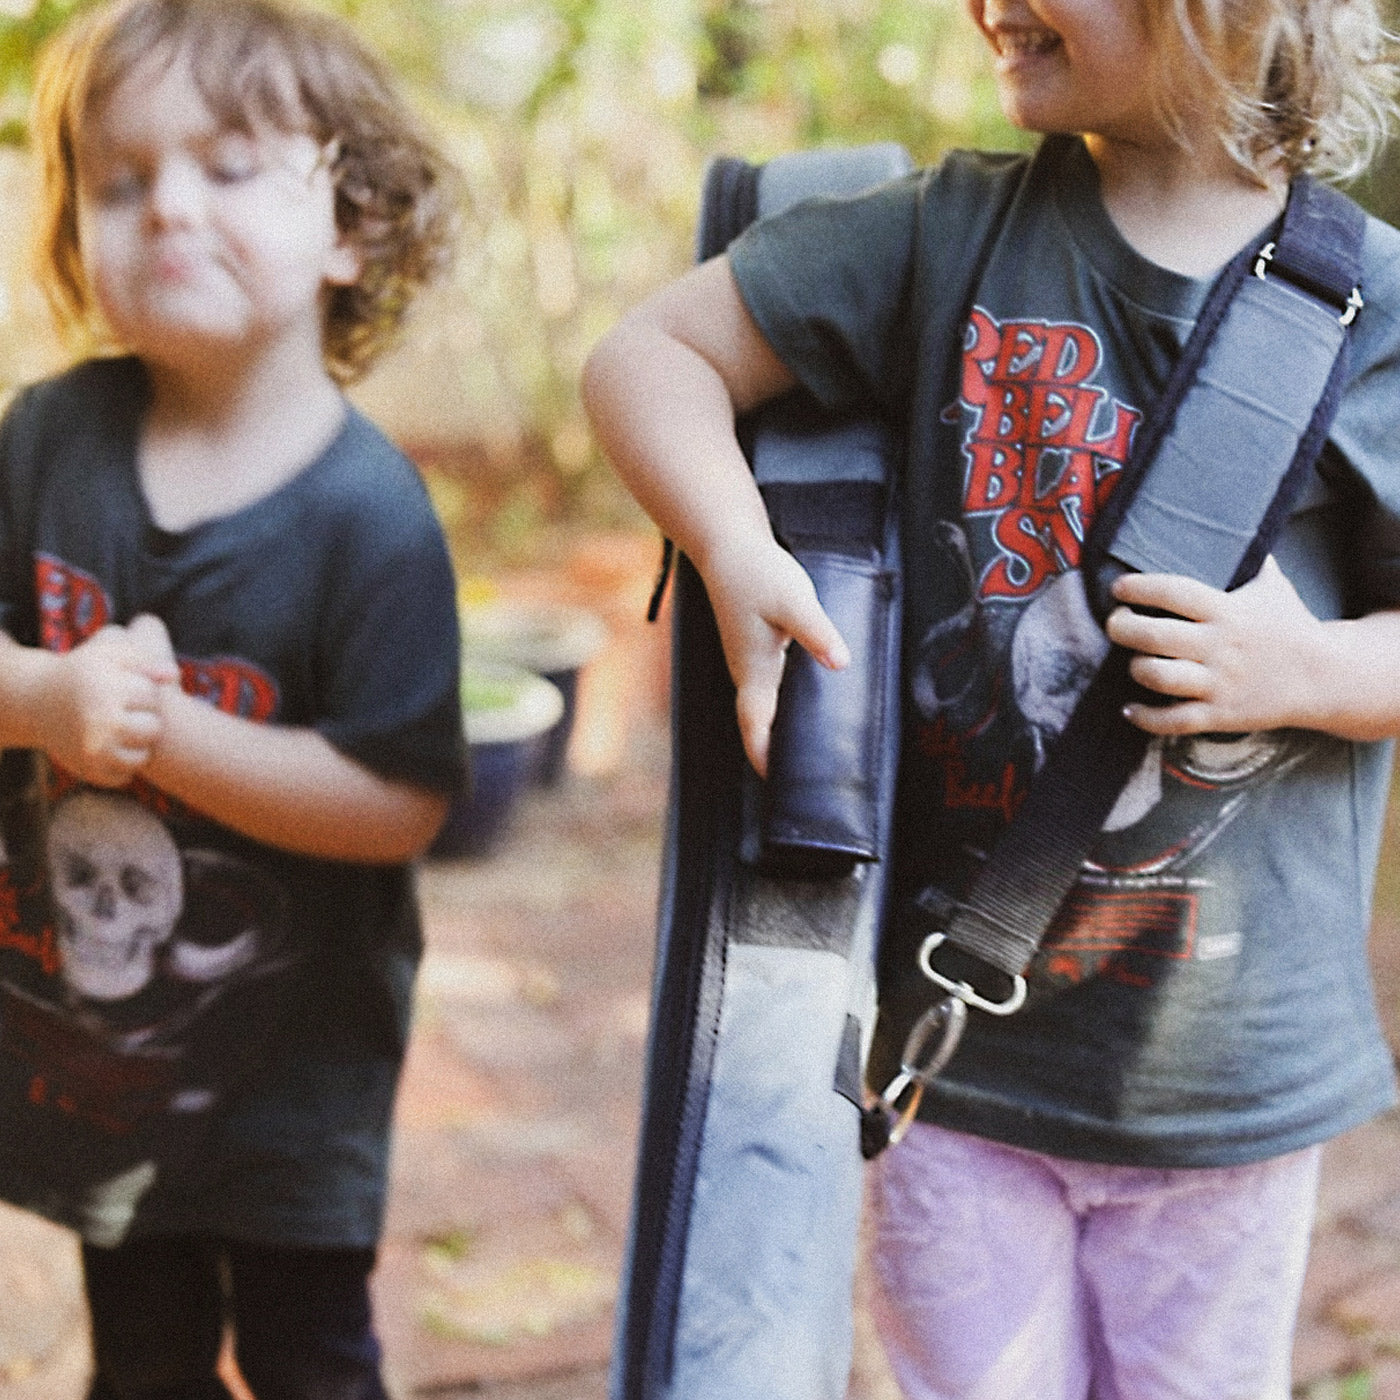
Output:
[109, 742, 155, 772]
[783, 598, 850, 671]
[71, 735, 149, 787]
[116, 707, 163, 745]
[1127, 653, 1212, 699]
[761, 553, 850, 670]
[126, 613, 180, 681]
[1105, 606, 1206, 660]
[735, 675, 780, 778]
[1109, 571, 1224, 622]
[1121, 698, 1216, 736]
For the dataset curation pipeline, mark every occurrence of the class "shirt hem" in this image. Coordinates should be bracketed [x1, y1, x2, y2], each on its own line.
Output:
[917, 1071, 1398, 1169]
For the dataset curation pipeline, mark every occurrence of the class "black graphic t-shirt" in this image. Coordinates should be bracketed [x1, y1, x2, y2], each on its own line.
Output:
[0, 356, 466, 1245]
[729, 136, 1400, 1166]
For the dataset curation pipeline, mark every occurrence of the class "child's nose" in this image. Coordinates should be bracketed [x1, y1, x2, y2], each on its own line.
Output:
[145, 159, 203, 227]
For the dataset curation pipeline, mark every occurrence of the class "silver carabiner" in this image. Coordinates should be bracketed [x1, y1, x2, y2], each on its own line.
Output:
[917, 932, 1028, 1016]
[868, 996, 968, 1148]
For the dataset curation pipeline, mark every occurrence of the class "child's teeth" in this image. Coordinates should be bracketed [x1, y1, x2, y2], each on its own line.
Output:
[1000, 31, 1056, 53]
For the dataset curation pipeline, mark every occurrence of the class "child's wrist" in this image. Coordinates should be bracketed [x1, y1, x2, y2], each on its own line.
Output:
[693, 519, 782, 583]
[1291, 617, 1365, 733]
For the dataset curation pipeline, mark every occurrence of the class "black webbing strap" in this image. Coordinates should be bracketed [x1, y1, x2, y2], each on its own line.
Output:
[928, 176, 1367, 985]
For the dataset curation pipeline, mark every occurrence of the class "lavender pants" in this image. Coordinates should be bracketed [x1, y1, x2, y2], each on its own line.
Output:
[869, 1123, 1322, 1400]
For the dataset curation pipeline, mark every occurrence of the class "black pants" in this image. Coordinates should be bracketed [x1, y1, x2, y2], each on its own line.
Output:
[81, 1235, 390, 1400]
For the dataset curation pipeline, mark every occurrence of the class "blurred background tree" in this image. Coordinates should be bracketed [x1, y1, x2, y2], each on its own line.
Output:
[0, 0, 1393, 571]
[0, 0, 1024, 568]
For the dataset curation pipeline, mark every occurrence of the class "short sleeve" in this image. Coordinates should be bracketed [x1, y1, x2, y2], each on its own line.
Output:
[727, 172, 925, 418]
[1327, 215, 1400, 612]
[312, 430, 467, 795]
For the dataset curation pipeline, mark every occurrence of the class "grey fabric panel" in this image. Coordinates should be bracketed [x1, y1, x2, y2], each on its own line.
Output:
[757, 143, 912, 218]
[1110, 276, 1345, 586]
[729, 863, 866, 954]
[752, 414, 892, 486]
[668, 943, 863, 1400]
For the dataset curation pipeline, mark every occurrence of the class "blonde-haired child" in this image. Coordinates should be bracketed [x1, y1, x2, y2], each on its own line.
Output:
[0, 2, 466, 1395]
[584, 0, 1400, 1391]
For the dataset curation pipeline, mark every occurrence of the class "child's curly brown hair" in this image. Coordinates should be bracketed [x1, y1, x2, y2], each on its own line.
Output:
[32, 0, 460, 383]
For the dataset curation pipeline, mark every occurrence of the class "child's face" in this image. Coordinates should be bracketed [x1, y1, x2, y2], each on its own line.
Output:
[73, 50, 360, 372]
[966, 0, 1170, 147]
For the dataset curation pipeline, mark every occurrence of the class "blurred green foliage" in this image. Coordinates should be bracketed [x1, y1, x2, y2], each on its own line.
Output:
[0, 0, 1394, 556]
[342, 0, 1027, 549]
[0, 0, 1023, 553]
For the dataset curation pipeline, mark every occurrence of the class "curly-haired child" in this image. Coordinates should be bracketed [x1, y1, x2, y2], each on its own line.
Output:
[585, 0, 1400, 1392]
[0, 2, 467, 1396]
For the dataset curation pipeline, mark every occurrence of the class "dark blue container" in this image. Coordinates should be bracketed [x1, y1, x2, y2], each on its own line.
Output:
[460, 603, 606, 788]
[428, 664, 564, 859]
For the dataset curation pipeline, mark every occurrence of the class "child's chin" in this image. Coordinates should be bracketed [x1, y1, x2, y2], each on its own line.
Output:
[123, 318, 247, 360]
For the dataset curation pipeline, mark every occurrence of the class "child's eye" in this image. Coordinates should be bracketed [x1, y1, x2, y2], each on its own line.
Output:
[89, 169, 146, 206]
[202, 133, 265, 184]
[207, 152, 262, 184]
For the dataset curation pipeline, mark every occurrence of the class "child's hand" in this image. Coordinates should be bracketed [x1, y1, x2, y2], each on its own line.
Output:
[703, 537, 850, 776]
[42, 618, 180, 787]
[126, 612, 179, 677]
[1105, 556, 1323, 734]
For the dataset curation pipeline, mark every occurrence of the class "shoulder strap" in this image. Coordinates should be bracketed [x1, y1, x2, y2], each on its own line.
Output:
[867, 179, 1368, 1147]
[1088, 175, 1362, 608]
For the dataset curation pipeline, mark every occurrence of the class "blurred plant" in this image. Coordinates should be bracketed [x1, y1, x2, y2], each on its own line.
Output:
[0, 0, 1025, 559]
[347, 0, 1028, 557]
[0, 0, 1395, 563]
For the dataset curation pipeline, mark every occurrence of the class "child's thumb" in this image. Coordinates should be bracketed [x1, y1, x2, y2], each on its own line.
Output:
[127, 613, 179, 679]
[787, 596, 850, 671]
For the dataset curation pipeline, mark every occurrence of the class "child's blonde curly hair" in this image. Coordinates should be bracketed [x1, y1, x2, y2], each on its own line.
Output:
[31, 0, 459, 383]
[1147, 0, 1399, 181]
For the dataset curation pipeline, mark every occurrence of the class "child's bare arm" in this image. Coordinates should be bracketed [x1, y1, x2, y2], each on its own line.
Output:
[0, 617, 437, 859]
[0, 619, 178, 788]
[583, 255, 850, 774]
[1106, 557, 1400, 740]
[141, 668, 447, 865]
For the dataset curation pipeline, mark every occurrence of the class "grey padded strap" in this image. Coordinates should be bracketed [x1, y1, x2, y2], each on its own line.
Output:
[757, 143, 912, 218]
[1109, 273, 1348, 587]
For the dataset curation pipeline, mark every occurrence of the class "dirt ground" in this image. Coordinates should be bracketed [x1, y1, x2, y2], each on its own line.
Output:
[6, 530, 1400, 1398]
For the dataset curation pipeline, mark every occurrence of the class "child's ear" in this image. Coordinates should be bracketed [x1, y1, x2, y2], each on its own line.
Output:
[323, 236, 362, 288]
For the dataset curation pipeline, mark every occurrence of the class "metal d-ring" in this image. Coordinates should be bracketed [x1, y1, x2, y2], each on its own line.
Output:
[917, 932, 1028, 1016]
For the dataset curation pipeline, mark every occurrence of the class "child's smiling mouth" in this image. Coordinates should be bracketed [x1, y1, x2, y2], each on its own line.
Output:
[992, 27, 1062, 56]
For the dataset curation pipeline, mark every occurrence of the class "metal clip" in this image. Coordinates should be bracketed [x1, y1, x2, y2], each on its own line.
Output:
[867, 996, 968, 1151]
[917, 932, 1027, 1016]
